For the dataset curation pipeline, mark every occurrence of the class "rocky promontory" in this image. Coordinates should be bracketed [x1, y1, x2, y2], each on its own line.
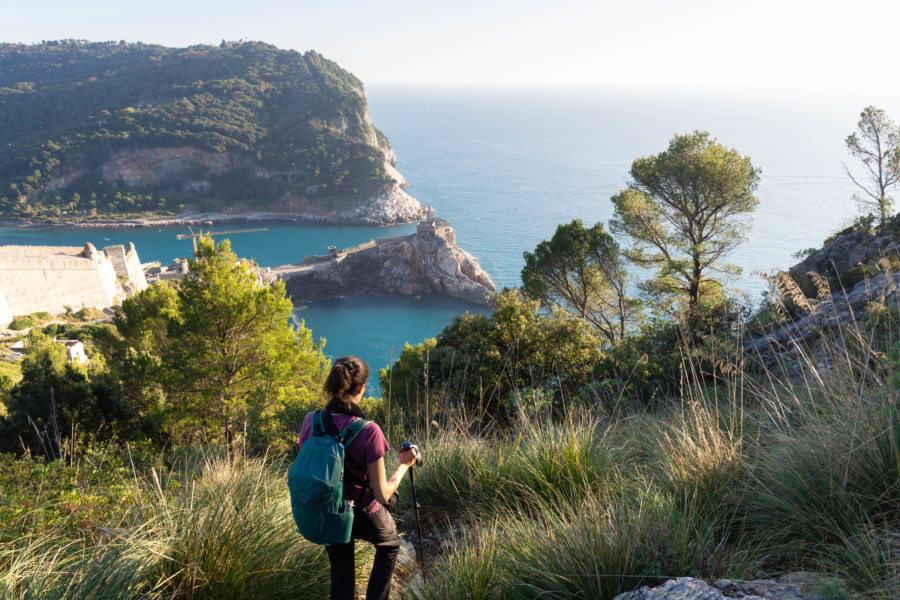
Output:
[271, 218, 495, 305]
[0, 41, 425, 226]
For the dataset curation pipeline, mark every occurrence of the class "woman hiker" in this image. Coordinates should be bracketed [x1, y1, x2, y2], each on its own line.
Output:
[298, 355, 418, 600]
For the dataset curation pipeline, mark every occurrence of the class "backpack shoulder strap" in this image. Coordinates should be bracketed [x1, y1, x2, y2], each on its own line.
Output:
[338, 418, 372, 449]
[311, 410, 332, 437]
[317, 410, 341, 437]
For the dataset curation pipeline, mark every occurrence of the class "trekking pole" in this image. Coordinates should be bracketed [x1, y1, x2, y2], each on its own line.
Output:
[402, 442, 427, 575]
[409, 465, 427, 574]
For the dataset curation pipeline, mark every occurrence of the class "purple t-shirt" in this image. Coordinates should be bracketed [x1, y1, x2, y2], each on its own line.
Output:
[298, 411, 390, 514]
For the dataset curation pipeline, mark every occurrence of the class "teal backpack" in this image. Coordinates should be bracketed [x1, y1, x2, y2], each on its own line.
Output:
[288, 411, 371, 544]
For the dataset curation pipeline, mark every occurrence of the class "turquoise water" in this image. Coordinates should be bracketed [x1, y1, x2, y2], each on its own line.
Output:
[0, 223, 417, 268]
[4, 87, 899, 380]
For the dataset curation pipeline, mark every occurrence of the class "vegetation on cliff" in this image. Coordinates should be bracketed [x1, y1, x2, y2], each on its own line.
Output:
[0, 40, 399, 220]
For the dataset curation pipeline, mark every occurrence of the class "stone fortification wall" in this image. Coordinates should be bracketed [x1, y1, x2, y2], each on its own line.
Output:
[104, 242, 148, 294]
[0, 287, 12, 327]
[104, 245, 130, 278]
[0, 242, 148, 327]
[339, 239, 376, 255]
[124, 243, 148, 290]
[300, 255, 332, 266]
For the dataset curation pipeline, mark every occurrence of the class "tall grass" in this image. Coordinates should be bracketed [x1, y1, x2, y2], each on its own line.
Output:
[405, 414, 623, 520]
[404, 395, 759, 600]
[0, 453, 333, 600]
[411, 489, 758, 600]
[405, 304, 900, 598]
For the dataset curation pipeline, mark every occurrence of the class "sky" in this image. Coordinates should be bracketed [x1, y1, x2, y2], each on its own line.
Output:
[2, 0, 900, 93]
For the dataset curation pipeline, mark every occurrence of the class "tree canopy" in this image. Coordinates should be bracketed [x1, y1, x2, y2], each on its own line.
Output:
[109, 236, 328, 447]
[380, 289, 601, 421]
[611, 131, 760, 314]
[521, 219, 640, 344]
[0, 331, 134, 455]
[845, 106, 900, 230]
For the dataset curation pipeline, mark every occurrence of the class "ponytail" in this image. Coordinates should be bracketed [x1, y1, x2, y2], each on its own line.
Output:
[323, 355, 370, 416]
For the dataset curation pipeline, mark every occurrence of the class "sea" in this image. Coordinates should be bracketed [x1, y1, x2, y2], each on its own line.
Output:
[3, 86, 899, 382]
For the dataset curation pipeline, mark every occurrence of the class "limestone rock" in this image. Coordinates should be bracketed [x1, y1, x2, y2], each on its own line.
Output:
[100, 147, 243, 189]
[613, 578, 740, 600]
[274, 218, 495, 305]
[745, 271, 900, 359]
[746, 226, 900, 363]
[613, 577, 810, 600]
[793, 230, 900, 277]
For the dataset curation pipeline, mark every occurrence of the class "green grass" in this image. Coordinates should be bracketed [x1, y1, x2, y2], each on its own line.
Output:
[0, 452, 335, 599]
[0, 360, 21, 386]
[403, 414, 623, 521]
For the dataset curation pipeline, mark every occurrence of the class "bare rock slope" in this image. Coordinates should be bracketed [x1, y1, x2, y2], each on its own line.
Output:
[746, 227, 900, 361]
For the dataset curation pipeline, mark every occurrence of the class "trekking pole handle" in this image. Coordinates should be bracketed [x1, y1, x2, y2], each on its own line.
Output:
[401, 442, 424, 467]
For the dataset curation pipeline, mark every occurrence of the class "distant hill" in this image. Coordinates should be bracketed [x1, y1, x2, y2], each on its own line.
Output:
[0, 40, 422, 224]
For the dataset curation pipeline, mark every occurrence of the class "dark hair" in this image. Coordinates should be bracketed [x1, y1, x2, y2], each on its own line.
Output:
[323, 355, 370, 405]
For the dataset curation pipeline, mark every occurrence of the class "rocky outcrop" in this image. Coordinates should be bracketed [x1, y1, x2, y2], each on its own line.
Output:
[272, 218, 495, 305]
[613, 576, 814, 600]
[793, 229, 900, 277]
[92, 145, 424, 226]
[746, 227, 900, 362]
[746, 271, 899, 359]
[278, 184, 424, 226]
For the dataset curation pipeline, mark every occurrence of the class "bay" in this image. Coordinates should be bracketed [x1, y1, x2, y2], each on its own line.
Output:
[4, 86, 900, 381]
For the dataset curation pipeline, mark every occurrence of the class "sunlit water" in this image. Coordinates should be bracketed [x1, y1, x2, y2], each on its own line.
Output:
[4, 86, 899, 382]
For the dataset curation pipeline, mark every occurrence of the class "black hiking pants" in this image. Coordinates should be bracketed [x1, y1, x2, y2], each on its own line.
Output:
[326, 504, 400, 600]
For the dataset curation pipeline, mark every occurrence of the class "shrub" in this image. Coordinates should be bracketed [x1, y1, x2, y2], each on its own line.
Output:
[746, 392, 900, 552]
[9, 317, 33, 330]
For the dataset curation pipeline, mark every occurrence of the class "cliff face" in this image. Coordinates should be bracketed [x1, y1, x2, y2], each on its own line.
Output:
[273, 219, 495, 305]
[99, 147, 245, 190]
[0, 41, 425, 225]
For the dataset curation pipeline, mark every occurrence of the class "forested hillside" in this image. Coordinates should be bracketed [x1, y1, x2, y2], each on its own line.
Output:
[0, 40, 401, 219]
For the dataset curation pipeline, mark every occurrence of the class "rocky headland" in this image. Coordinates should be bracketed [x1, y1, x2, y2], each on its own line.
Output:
[271, 218, 495, 305]
[0, 41, 426, 227]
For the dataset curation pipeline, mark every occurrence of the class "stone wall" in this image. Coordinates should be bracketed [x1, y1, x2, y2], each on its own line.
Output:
[104, 242, 148, 295]
[339, 239, 376, 255]
[0, 287, 12, 327]
[104, 244, 130, 279]
[124, 243, 148, 290]
[0, 242, 148, 327]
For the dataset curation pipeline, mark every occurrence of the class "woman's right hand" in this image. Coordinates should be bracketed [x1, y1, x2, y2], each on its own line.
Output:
[398, 447, 417, 468]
